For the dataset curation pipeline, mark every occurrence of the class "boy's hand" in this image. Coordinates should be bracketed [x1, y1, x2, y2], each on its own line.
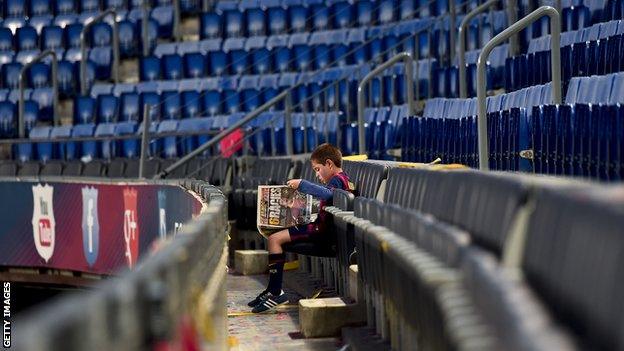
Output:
[287, 179, 302, 189]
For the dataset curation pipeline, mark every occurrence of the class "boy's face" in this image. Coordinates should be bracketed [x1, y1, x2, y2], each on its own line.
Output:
[311, 159, 334, 184]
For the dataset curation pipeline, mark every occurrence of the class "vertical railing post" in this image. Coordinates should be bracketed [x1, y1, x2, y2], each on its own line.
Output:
[285, 91, 294, 155]
[449, 0, 457, 64]
[173, 0, 182, 41]
[139, 105, 151, 179]
[19, 50, 58, 138]
[357, 52, 415, 155]
[458, 0, 499, 98]
[143, 1, 150, 57]
[477, 6, 561, 170]
[507, 0, 520, 56]
[80, 10, 119, 95]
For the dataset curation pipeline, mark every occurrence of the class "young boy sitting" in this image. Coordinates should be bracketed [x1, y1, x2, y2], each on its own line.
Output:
[249, 143, 354, 313]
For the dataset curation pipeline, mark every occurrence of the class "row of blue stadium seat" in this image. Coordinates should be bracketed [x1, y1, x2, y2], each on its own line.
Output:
[147, 18, 432, 79]
[0, 18, 161, 59]
[507, 29, 624, 92]
[13, 110, 326, 160]
[402, 73, 624, 180]
[528, 19, 623, 53]
[0, 0, 183, 19]
[201, 0, 457, 39]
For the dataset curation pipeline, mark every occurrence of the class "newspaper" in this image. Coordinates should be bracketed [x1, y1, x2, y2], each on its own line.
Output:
[257, 185, 315, 237]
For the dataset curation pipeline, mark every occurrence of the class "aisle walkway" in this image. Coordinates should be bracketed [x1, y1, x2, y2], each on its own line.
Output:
[226, 271, 339, 350]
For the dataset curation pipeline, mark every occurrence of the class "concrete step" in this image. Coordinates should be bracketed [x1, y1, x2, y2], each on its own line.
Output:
[234, 249, 268, 275]
[299, 297, 366, 338]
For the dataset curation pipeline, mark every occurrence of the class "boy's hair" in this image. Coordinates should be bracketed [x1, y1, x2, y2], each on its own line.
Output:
[311, 143, 342, 168]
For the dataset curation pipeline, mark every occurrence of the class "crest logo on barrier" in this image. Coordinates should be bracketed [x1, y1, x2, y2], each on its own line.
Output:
[32, 184, 55, 263]
[123, 188, 139, 268]
[158, 190, 167, 239]
[82, 186, 100, 266]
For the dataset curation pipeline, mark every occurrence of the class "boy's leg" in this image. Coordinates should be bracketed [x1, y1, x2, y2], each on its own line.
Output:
[266, 229, 291, 295]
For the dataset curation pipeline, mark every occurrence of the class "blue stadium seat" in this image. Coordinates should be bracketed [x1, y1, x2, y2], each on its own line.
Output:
[0, 28, 13, 52]
[137, 18, 159, 55]
[66, 23, 84, 49]
[81, 0, 100, 12]
[268, 6, 287, 35]
[6, 0, 25, 17]
[118, 20, 138, 58]
[268, 35, 290, 72]
[31, 88, 53, 122]
[89, 47, 113, 80]
[94, 123, 117, 159]
[181, 90, 202, 118]
[201, 82, 220, 115]
[2, 62, 22, 90]
[223, 37, 247, 75]
[50, 125, 74, 160]
[120, 92, 140, 122]
[332, 1, 352, 28]
[356, 1, 373, 27]
[41, 25, 64, 52]
[72, 123, 97, 159]
[223, 89, 240, 114]
[224, 9, 244, 38]
[157, 120, 179, 158]
[97, 94, 119, 123]
[91, 22, 112, 47]
[200, 12, 222, 39]
[311, 3, 330, 31]
[246, 36, 270, 74]
[56, 0, 78, 14]
[115, 121, 139, 158]
[183, 52, 206, 78]
[29, 126, 52, 162]
[0, 101, 15, 138]
[400, 0, 416, 20]
[291, 33, 311, 71]
[178, 117, 213, 155]
[16, 26, 38, 51]
[288, 3, 308, 32]
[28, 62, 50, 89]
[74, 96, 96, 124]
[161, 90, 181, 120]
[31, 0, 52, 15]
[152, 6, 175, 38]
[208, 49, 227, 76]
[162, 54, 184, 80]
[137, 118, 160, 156]
[140, 56, 162, 81]
[378, 0, 397, 24]
[245, 6, 266, 37]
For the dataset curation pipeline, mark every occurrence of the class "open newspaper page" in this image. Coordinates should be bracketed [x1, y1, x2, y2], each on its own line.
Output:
[257, 185, 314, 238]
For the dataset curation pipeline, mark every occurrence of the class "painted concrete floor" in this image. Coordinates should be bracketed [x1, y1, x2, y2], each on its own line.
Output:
[226, 270, 340, 351]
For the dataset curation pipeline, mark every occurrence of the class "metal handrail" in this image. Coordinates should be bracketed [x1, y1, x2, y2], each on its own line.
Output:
[157, 90, 292, 178]
[357, 52, 415, 155]
[142, 1, 150, 56]
[458, 0, 498, 98]
[477, 6, 561, 171]
[80, 10, 120, 95]
[139, 105, 151, 179]
[173, 0, 181, 41]
[19, 50, 58, 138]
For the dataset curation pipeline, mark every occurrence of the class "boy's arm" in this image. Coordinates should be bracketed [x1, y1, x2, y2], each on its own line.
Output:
[298, 177, 345, 200]
[298, 180, 333, 200]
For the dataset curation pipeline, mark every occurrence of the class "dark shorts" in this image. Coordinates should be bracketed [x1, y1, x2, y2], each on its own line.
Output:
[288, 222, 325, 242]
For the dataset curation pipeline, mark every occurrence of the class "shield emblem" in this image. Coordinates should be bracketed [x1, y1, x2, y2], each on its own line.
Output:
[158, 190, 167, 239]
[82, 186, 100, 266]
[32, 184, 55, 263]
[123, 188, 140, 268]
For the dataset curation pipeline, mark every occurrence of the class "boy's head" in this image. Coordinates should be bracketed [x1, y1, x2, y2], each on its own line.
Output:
[310, 143, 342, 183]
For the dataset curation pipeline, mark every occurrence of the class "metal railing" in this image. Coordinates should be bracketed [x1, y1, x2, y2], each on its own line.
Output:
[19, 50, 58, 138]
[80, 10, 120, 95]
[477, 6, 562, 171]
[458, 0, 499, 98]
[357, 52, 416, 155]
